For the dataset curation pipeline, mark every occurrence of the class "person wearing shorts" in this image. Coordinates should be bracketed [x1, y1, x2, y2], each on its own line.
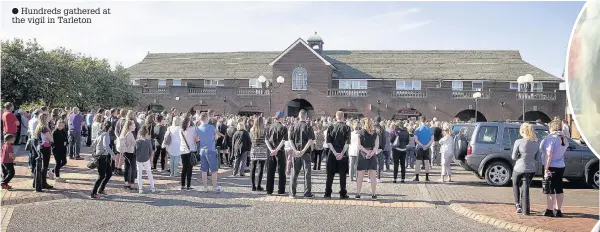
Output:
[196, 112, 221, 192]
[539, 120, 569, 217]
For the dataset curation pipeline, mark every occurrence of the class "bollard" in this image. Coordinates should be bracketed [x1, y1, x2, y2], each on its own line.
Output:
[521, 174, 531, 215]
[34, 152, 43, 192]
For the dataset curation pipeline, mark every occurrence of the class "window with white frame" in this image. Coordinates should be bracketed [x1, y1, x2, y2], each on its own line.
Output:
[452, 81, 463, 90]
[172, 79, 182, 86]
[292, 67, 308, 90]
[532, 82, 543, 92]
[472, 81, 483, 90]
[131, 79, 140, 86]
[509, 82, 519, 90]
[204, 79, 224, 88]
[339, 80, 368, 89]
[158, 79, 167, 87]
[396, 80, 422, 90]
[249, 78, 262, 88]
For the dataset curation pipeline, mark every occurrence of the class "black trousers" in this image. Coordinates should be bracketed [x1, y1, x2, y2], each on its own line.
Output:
[312, 149, 323, 170]
[92, 155, 112, 196]
[180, 153, 193, 188]
[153, 147, 167, 170]
[251, 160, 265, 188]
[52, 146, 68, 177]
[325, 150, 348, 197]
[392, 149, 407, 180]
[2, 163, 15, 185]
[266, 150, 286, 194]
[512, 172, 534, 206]
[110, 139, 117, 172]
[40, 146, 52, 186]
[86, 125, 92, 146]
[123, 152, 136, 184]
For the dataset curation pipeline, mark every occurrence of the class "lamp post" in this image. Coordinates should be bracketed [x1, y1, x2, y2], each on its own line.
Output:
[258, 75, 285, 115]
[517, 74, 534, 122]
[473, 92, 482, 122]
[223, 97, 227, 116]
[377, 100, 381, 117]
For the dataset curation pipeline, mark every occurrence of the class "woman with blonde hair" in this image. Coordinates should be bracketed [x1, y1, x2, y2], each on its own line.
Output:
[511, 123, 540, 214]
[249, 117, 267, 191]
[164, 116, 183, 177]
[118, 120, 136, 189]
[34, 113, 54, 190]
[348, 121, 361, 182]
[355, 117, 380, 200]
[539, 120, 569, 217]
[438, 125, 454, 182]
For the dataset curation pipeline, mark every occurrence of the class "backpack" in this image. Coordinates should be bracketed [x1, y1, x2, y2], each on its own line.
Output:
[117, 132, 129, 153]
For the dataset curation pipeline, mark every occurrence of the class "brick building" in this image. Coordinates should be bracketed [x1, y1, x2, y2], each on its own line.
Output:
[127, 33, 565, 122]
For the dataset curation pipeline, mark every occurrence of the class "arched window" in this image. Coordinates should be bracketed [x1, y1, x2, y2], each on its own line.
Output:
[292, 67, 308, 90]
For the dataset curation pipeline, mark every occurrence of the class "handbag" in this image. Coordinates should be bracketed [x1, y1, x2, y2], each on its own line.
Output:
[181, 130, 199, 166]
[250, 147, 268, 160]
[542, 174, 552, 194]
[87, 134, 105, 169]
[162, 128, 172, 148]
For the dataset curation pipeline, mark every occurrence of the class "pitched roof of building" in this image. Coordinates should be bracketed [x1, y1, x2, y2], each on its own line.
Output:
[127, 48, 561, 82]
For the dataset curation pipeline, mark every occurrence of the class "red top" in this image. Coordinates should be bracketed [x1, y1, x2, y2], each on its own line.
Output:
[2, 111, 18, 134]
[1, 143, 14, 163]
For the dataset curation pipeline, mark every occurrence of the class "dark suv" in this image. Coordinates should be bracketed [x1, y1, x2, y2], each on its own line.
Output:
[453, 122, 599, 189]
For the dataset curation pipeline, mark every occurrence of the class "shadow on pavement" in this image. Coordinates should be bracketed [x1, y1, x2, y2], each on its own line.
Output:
[101, 194, 251, 209]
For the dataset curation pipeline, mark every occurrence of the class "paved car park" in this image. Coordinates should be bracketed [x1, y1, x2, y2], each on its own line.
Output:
[1, 145, 598, 232]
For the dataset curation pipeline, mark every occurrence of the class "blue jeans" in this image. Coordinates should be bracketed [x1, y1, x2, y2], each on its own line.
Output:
[68, 132, 81, 158]
[200, 149, 218, 172]
[407, 147, 416, 168]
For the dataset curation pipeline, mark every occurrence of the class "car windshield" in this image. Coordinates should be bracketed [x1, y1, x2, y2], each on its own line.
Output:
[453, 125, 475, 138]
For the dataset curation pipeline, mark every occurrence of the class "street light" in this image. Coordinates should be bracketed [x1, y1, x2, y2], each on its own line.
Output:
[517, 74, 534, 121]
[223, 97, 227, 116]
[377, 100, 382, 117]
[473, 91, 482, 122]
[258, 75, 285, 115]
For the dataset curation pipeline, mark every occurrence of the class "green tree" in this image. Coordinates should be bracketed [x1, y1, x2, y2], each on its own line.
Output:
[1, 38, 138, 110]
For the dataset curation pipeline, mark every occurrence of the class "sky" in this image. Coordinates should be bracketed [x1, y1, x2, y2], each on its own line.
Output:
[1, 1, 586, 81]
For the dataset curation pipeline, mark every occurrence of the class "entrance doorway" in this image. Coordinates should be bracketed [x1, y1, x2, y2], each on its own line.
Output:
[455, 109, 487, 122]
[286, 99, 314, 117]
[147, 104, 165, 113]
[518, 111, 551, 123]
[393, 108, 422, 120]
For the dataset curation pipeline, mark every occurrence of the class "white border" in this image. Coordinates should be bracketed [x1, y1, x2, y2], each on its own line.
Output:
[564, 1, 600, 159]
[268, 38, 331, 66]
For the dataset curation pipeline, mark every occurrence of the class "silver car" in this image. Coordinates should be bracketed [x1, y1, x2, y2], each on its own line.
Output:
[453, 122, 599, 188]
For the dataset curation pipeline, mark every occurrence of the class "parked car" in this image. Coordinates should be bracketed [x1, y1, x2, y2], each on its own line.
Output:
[452, 122, 599, 189]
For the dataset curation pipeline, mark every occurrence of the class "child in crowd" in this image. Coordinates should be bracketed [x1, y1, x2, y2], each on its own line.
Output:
[135, 126, 155, 193]
[51, 120, 68, 182]
[2, 134, 16, 190]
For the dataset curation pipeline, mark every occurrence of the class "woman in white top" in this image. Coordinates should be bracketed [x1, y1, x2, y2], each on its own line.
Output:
[348, 121, 361, 182]
[179, 115, 198, 190]
[284, 132, 293, 176]
[439, 125, 455, 182]
[322, 125, 329, 164]
[165, 116, 182, 177]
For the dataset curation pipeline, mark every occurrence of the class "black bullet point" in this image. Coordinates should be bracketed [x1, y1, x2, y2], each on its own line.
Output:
[12, 8, 18, 14]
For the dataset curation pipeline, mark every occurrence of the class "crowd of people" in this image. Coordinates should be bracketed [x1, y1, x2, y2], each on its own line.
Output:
[0, 102, 572, 217]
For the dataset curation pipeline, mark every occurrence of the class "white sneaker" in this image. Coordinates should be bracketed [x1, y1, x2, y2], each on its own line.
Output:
[214, 186, 222, 192]
[151, 188, 156, 193]
[139, 189, 143, 194]
[377, 179, 382, 183]
[367, 179, 371, 183]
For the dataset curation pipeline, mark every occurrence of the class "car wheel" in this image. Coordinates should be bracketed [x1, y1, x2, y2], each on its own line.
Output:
[588, 166, 599, 190]
[485, 161, 511, 186]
